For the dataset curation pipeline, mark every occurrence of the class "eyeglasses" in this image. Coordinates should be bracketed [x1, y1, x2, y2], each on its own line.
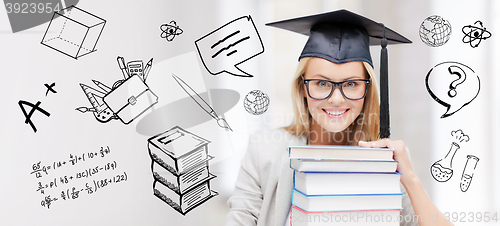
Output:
[303, 78, 371, 100]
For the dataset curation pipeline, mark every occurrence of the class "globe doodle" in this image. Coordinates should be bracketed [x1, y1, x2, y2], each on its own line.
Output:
[244, 90, 270, 115]
[419, 15, 452, 47]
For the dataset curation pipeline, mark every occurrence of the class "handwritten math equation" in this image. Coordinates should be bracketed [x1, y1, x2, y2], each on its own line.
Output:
[30, 146, 129, 209]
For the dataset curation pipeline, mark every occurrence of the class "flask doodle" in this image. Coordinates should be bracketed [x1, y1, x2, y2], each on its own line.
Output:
[425, 62, 480, 118]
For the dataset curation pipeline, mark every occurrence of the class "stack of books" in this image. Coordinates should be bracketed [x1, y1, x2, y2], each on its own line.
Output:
[288, 145, 403, 226]
[148, 126, 217, 215]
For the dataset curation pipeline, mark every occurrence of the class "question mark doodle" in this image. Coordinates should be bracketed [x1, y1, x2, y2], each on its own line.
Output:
[447, 66, 466, 97]
[425, 61, 480, 118]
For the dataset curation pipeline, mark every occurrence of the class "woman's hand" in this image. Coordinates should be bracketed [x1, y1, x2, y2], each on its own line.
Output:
[358, 139, 418, 187]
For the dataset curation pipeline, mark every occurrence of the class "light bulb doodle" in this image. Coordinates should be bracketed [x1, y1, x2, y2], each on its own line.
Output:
[160, 21, 183, 42]
[462, 21, 491, 48]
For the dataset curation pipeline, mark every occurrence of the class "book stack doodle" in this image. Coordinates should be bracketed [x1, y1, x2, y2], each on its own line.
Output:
[288, 145, 403, 226]
[148, 126, 217, 215]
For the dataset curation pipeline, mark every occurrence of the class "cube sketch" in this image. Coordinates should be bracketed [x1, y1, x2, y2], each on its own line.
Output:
[41, 5, 106, 59]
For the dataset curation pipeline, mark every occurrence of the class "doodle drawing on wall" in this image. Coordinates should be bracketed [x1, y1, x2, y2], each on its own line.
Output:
[419, 15, 452, 47]
[77, 56, 158, 124]
[430, 129, 469, 182]
[160, 20, 183, 42]
[41, 5, 106, 59]
[462, 21, 491, 48]
[243, 90, 270, 115]
[460, 155, 479, 192]
[148, 126, 217, 215]
[195, 15, 264, 77]
[425, 62, 480, 118]
[172, 74, 232, 131]
[19, 82, 58, 132]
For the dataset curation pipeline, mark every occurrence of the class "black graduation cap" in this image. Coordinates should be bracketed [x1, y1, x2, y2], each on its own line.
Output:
[266, 9, 412, 139]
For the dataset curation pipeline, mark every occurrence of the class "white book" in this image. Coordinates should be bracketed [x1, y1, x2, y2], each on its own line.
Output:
[292, 189, 403, 212]
[290, 158, 397, 173]
[289, 145, 394, 161]
[293, 171, 401, 195]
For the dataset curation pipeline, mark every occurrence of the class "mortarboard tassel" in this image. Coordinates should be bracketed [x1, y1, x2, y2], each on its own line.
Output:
[379, 24, 390, 139]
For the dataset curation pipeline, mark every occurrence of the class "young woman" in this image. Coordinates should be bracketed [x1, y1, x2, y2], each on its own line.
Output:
[225, 10, 453, 226]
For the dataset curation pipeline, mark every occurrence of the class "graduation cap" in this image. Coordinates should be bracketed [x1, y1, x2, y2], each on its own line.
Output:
[266, 9, 411, 139]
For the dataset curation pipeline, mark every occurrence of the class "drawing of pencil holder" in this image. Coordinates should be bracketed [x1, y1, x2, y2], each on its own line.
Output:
[41, 5, 106, 59]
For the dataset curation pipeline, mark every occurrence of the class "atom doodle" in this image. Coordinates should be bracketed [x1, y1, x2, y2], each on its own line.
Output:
[462, 21, 491, 48]
[160, 21, 183, 42]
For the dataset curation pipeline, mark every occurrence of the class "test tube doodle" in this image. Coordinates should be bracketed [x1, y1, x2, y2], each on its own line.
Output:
[460, 155, 479, 192]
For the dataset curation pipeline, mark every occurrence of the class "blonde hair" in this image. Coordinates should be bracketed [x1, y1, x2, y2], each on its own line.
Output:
[284, 57, 380, 145]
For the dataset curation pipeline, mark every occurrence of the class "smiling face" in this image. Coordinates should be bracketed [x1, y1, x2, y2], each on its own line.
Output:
[303, 57, 367, 133]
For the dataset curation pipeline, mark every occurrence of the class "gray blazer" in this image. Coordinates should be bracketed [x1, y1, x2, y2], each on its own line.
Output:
[225, 129, 418, 226]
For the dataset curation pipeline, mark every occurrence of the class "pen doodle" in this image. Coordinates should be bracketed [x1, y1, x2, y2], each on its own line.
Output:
[77, 56, 158, 124]
[41, 5, 105, 59]
[243, 90, 270, 115]
[462, 21, 491, 48]
[148, 126, 218, 215]
[172, 74, 232, 131]
[195, 15, 264, 77]
[160, 20, 183, 42]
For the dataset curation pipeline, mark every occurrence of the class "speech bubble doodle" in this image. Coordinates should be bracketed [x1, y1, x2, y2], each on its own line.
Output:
[195, 15, 264, 78]
[425, 62, 480, 118]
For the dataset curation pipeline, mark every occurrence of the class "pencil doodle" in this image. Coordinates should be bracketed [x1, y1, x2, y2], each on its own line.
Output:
[77, 56, 158, 124]
[243, 90, 270, 115]
[425, 62, 480, 118]
[462, 21, 491, 48]
[430, 129, 470, 182]
[419, 15, 452, 47]
[172, 74, 232, 131]
[4, 0, 80, 33]
[160, 21, 183, 42]
[195, 15, 264, 77]
[44, 82, 57, 96]
[460, 155, 479, 192]
[41, 5, 105, 59]
[148, 126, 218, 215]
